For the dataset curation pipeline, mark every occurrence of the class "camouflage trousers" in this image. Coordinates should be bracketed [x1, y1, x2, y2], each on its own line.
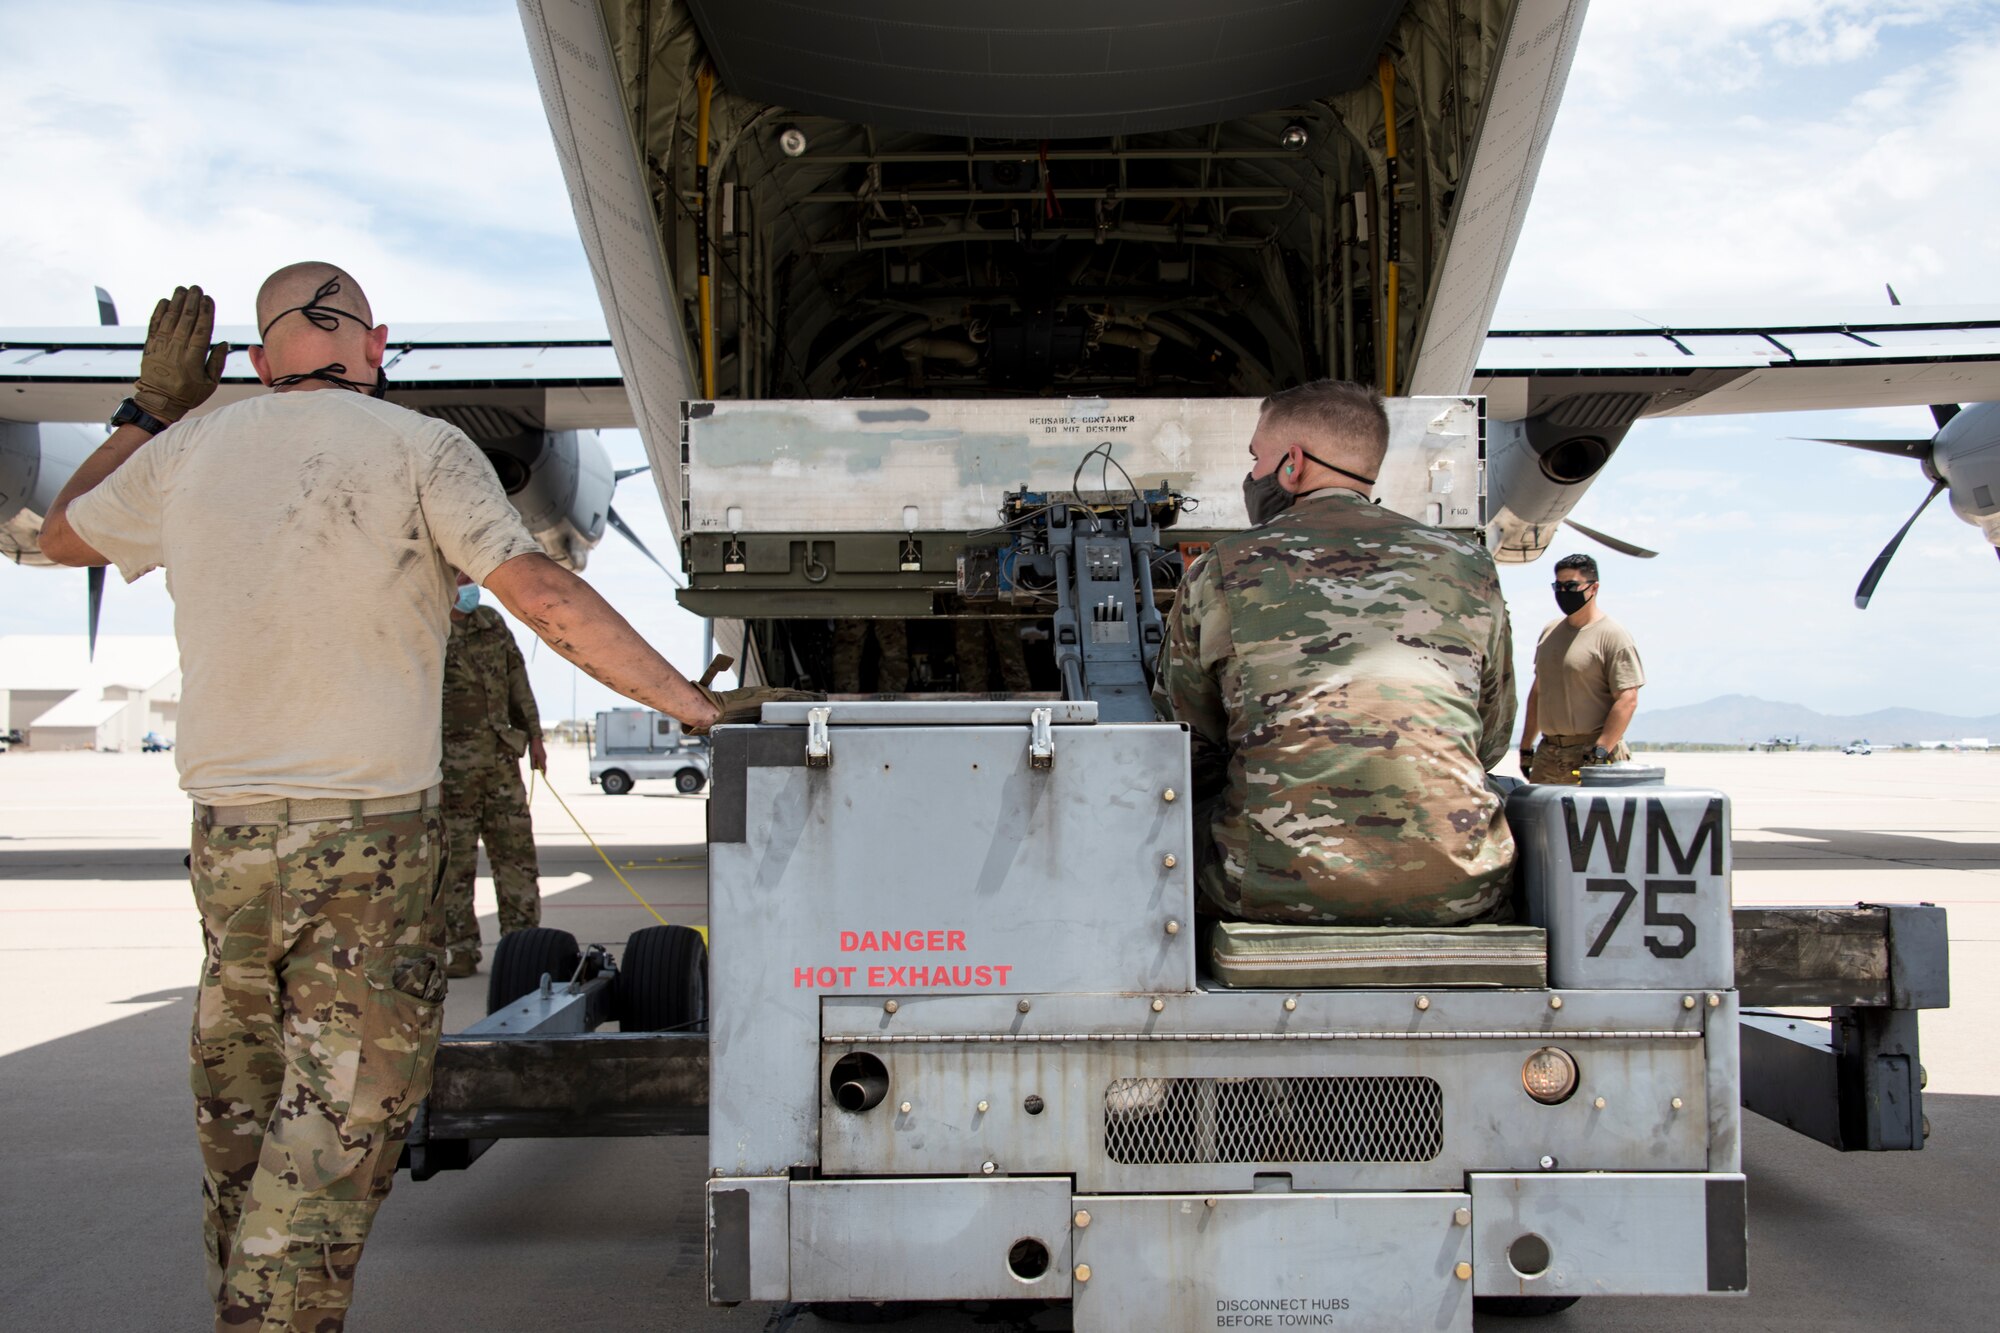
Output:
[188, 800, 446, 1332]
[829, 618, 910, 692]
[439, 735, 541, 967]
[953, 618, 1033, 693]
[1528, 732, 1630, 785]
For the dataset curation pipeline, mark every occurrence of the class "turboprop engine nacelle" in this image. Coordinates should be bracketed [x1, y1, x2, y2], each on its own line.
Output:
[0, 420, 100, 567]
[1484, 405, 1639, 563]
[474, 427, 614, 572]
[1935, 401, 2000, 548]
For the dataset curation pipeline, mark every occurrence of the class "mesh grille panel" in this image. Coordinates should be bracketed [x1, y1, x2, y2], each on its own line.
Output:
[1103, 1076, 1443, 1164]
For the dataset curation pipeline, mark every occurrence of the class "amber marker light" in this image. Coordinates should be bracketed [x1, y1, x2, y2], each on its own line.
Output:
[1522, 1047, 1579, 1105]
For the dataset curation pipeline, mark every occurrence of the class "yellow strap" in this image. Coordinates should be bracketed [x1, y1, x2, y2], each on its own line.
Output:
[527, 767, 708, 945]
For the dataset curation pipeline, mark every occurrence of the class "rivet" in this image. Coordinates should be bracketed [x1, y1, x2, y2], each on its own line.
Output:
[1548, 995, 1564, 1010]
[1074, 1209, 1092, 1228]
[981, 1160, 996, 1175]
[1539, 1155, 1557, 1171]
[1284, 997, 1298, 1012]
[1163, 788, 1178, 803]
[1017, 998, 1032, 1013]
[899, 1101, 912, 1114]
[1671, 1097, 1684, 1111]
[1454, 1262, 1472, 1282]
[1163, 854, 1178, 868]
[1415, 995, 1431, 1012]
[884, 999, 899, 1014]
[1682, 995, 1696, 1010]
[1205, 1197, 1218, 1208]
[1165, 919, 1182, 936]
[977, 1100, 989, 1113]
[1453, 1207, 1471, 1227]
[1707, 993, 1721, 1008]
[1593, 1096, 1607, 1111]
[1151, 998, 1165, 1013]
[1075, 1264, 1092, 1283]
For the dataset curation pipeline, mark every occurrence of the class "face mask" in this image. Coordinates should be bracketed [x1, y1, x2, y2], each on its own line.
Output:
[1555, 584, 1593, 615]
[454, 584, 480, 614]
[269, 363, 388, 397]
[1240, 449, 1378, 526]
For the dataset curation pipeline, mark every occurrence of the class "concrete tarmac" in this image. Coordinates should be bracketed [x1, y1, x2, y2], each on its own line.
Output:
[2, 748, 1993, 1330]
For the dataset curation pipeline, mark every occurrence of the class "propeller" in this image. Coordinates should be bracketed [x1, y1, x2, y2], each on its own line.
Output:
[605, 504, 682, 587]
[87, 565, 105, 660]
[94, 286, 118, 327]
[1853, 479, 1947, 610]
[1561, 518, 1657, 559]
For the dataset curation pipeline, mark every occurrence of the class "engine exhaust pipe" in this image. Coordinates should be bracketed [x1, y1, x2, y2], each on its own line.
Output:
[830, 1052, 889, 1113]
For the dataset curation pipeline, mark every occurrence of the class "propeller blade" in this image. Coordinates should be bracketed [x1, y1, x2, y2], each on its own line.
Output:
[1855, 479, 1947, 610]
[94, 286, 118, 326]
[1930, 402, 1960, 430]
[87, 565, 105, 660]
[605, 505, 683, 587]
[1562, 518, 1658, 559]
[1886, 283, 1901, 306]
[614, 466, 650, 483]
[1796, 436, 1933, 459]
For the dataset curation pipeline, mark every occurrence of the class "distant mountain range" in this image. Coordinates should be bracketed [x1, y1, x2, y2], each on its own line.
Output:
[1626, 694, 2000, 746]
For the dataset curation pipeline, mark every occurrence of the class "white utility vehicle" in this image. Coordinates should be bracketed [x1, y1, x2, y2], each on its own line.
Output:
[589, 707, 711, 795]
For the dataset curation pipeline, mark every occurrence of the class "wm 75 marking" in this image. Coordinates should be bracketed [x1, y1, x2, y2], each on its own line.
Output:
[1565, 796, 1724, 962]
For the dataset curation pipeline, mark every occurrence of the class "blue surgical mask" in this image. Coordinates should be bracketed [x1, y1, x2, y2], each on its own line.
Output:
[454, 584, 480, 614]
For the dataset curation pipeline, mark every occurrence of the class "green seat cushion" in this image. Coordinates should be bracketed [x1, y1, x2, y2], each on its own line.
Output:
[1208, 921, 1547, 989]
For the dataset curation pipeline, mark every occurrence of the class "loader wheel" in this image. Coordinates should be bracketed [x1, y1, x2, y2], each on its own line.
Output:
[617, 924, 707, 1032]
[674, 767, 705, 794]
[486, 927, 582, 1014]
[1475, 1296, 1583, 1318]
[599, 769, 633, 795]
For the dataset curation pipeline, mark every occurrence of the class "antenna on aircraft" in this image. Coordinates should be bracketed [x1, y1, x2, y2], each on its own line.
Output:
[86, 566, 105, 660]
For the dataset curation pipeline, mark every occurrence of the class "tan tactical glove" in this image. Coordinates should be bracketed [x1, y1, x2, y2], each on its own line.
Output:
[132, 285, 230, 424]
[689, 685, 825, 733]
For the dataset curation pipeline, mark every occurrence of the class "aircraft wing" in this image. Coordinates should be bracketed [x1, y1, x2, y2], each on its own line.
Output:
[0, 321, 634, 432]
[1475, 306, 2000, 421]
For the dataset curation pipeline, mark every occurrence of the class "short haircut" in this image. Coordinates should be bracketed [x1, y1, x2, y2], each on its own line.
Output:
[1553, 553, 1599, 581]
[1258, 379, 1390, 470]
[255, 261, 373, 339]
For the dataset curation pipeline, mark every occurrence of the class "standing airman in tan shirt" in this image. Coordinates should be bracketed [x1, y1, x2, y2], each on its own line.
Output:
[1520, 553, 1646, 784]
[39, 264, 720, 1332]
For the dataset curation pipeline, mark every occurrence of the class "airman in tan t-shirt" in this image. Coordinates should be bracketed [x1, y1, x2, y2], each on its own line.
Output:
[1521, 555, 1644, 783]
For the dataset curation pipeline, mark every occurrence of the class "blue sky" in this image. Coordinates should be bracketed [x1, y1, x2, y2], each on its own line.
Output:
[4, 0, 1999, 719]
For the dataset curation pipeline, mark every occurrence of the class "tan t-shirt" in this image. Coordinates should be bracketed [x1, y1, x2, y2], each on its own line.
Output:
[67, 390, 543, 804]
[1533, 615, 1645, 736]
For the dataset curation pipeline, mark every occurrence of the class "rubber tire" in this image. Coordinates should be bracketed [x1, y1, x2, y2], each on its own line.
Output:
[599, 769, 633, 796]
[617, 924, 707, 1032]
[674, 767, 705, 794]
[486, 927, 582, 1015]
[1475, 1296, 1583, 1318]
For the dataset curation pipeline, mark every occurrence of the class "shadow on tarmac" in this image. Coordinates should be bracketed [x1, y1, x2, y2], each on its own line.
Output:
[1743, 827, 2000, 870]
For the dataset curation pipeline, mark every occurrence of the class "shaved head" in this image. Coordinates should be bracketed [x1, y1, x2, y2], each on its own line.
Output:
[255, 262, 375, 343]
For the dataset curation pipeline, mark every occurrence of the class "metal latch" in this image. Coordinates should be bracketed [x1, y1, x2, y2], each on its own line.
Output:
[805, 707, 832, 767]
[1028, 707, 1054, 770]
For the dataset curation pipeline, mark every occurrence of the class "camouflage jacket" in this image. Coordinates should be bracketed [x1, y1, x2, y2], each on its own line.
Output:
[1152, 488, 1517, 925]
[442, 606, 540, 758]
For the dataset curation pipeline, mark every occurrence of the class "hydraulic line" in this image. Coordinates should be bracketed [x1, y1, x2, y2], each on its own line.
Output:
[696, 64, 716, 399]
[1377, 53, 1400, 395]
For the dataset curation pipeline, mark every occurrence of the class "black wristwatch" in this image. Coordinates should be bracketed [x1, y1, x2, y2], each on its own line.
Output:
[109, 397, 173, 435]
[1588, 745, 1611, 762]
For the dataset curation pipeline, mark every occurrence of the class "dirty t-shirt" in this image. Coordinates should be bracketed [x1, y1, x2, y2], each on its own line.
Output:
[1533, 615, 1646, 736]
[66, 390, 543, 803]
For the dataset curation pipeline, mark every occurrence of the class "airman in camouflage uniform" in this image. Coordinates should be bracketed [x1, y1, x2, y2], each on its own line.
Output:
[440, 597, 543, 976]
[191, 804, 446, 1330]
[954, 616, 1035, 692]
[1153, 380, 1517, 926]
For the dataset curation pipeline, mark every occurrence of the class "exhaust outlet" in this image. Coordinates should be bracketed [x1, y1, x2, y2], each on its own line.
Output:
[830, 1052, 889, 1113]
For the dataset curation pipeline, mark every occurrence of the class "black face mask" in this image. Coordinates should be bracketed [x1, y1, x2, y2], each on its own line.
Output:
[261, 276, 386, 397]
[1555, 584, 1594, 615]
[1241, 449, 1377, 526]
